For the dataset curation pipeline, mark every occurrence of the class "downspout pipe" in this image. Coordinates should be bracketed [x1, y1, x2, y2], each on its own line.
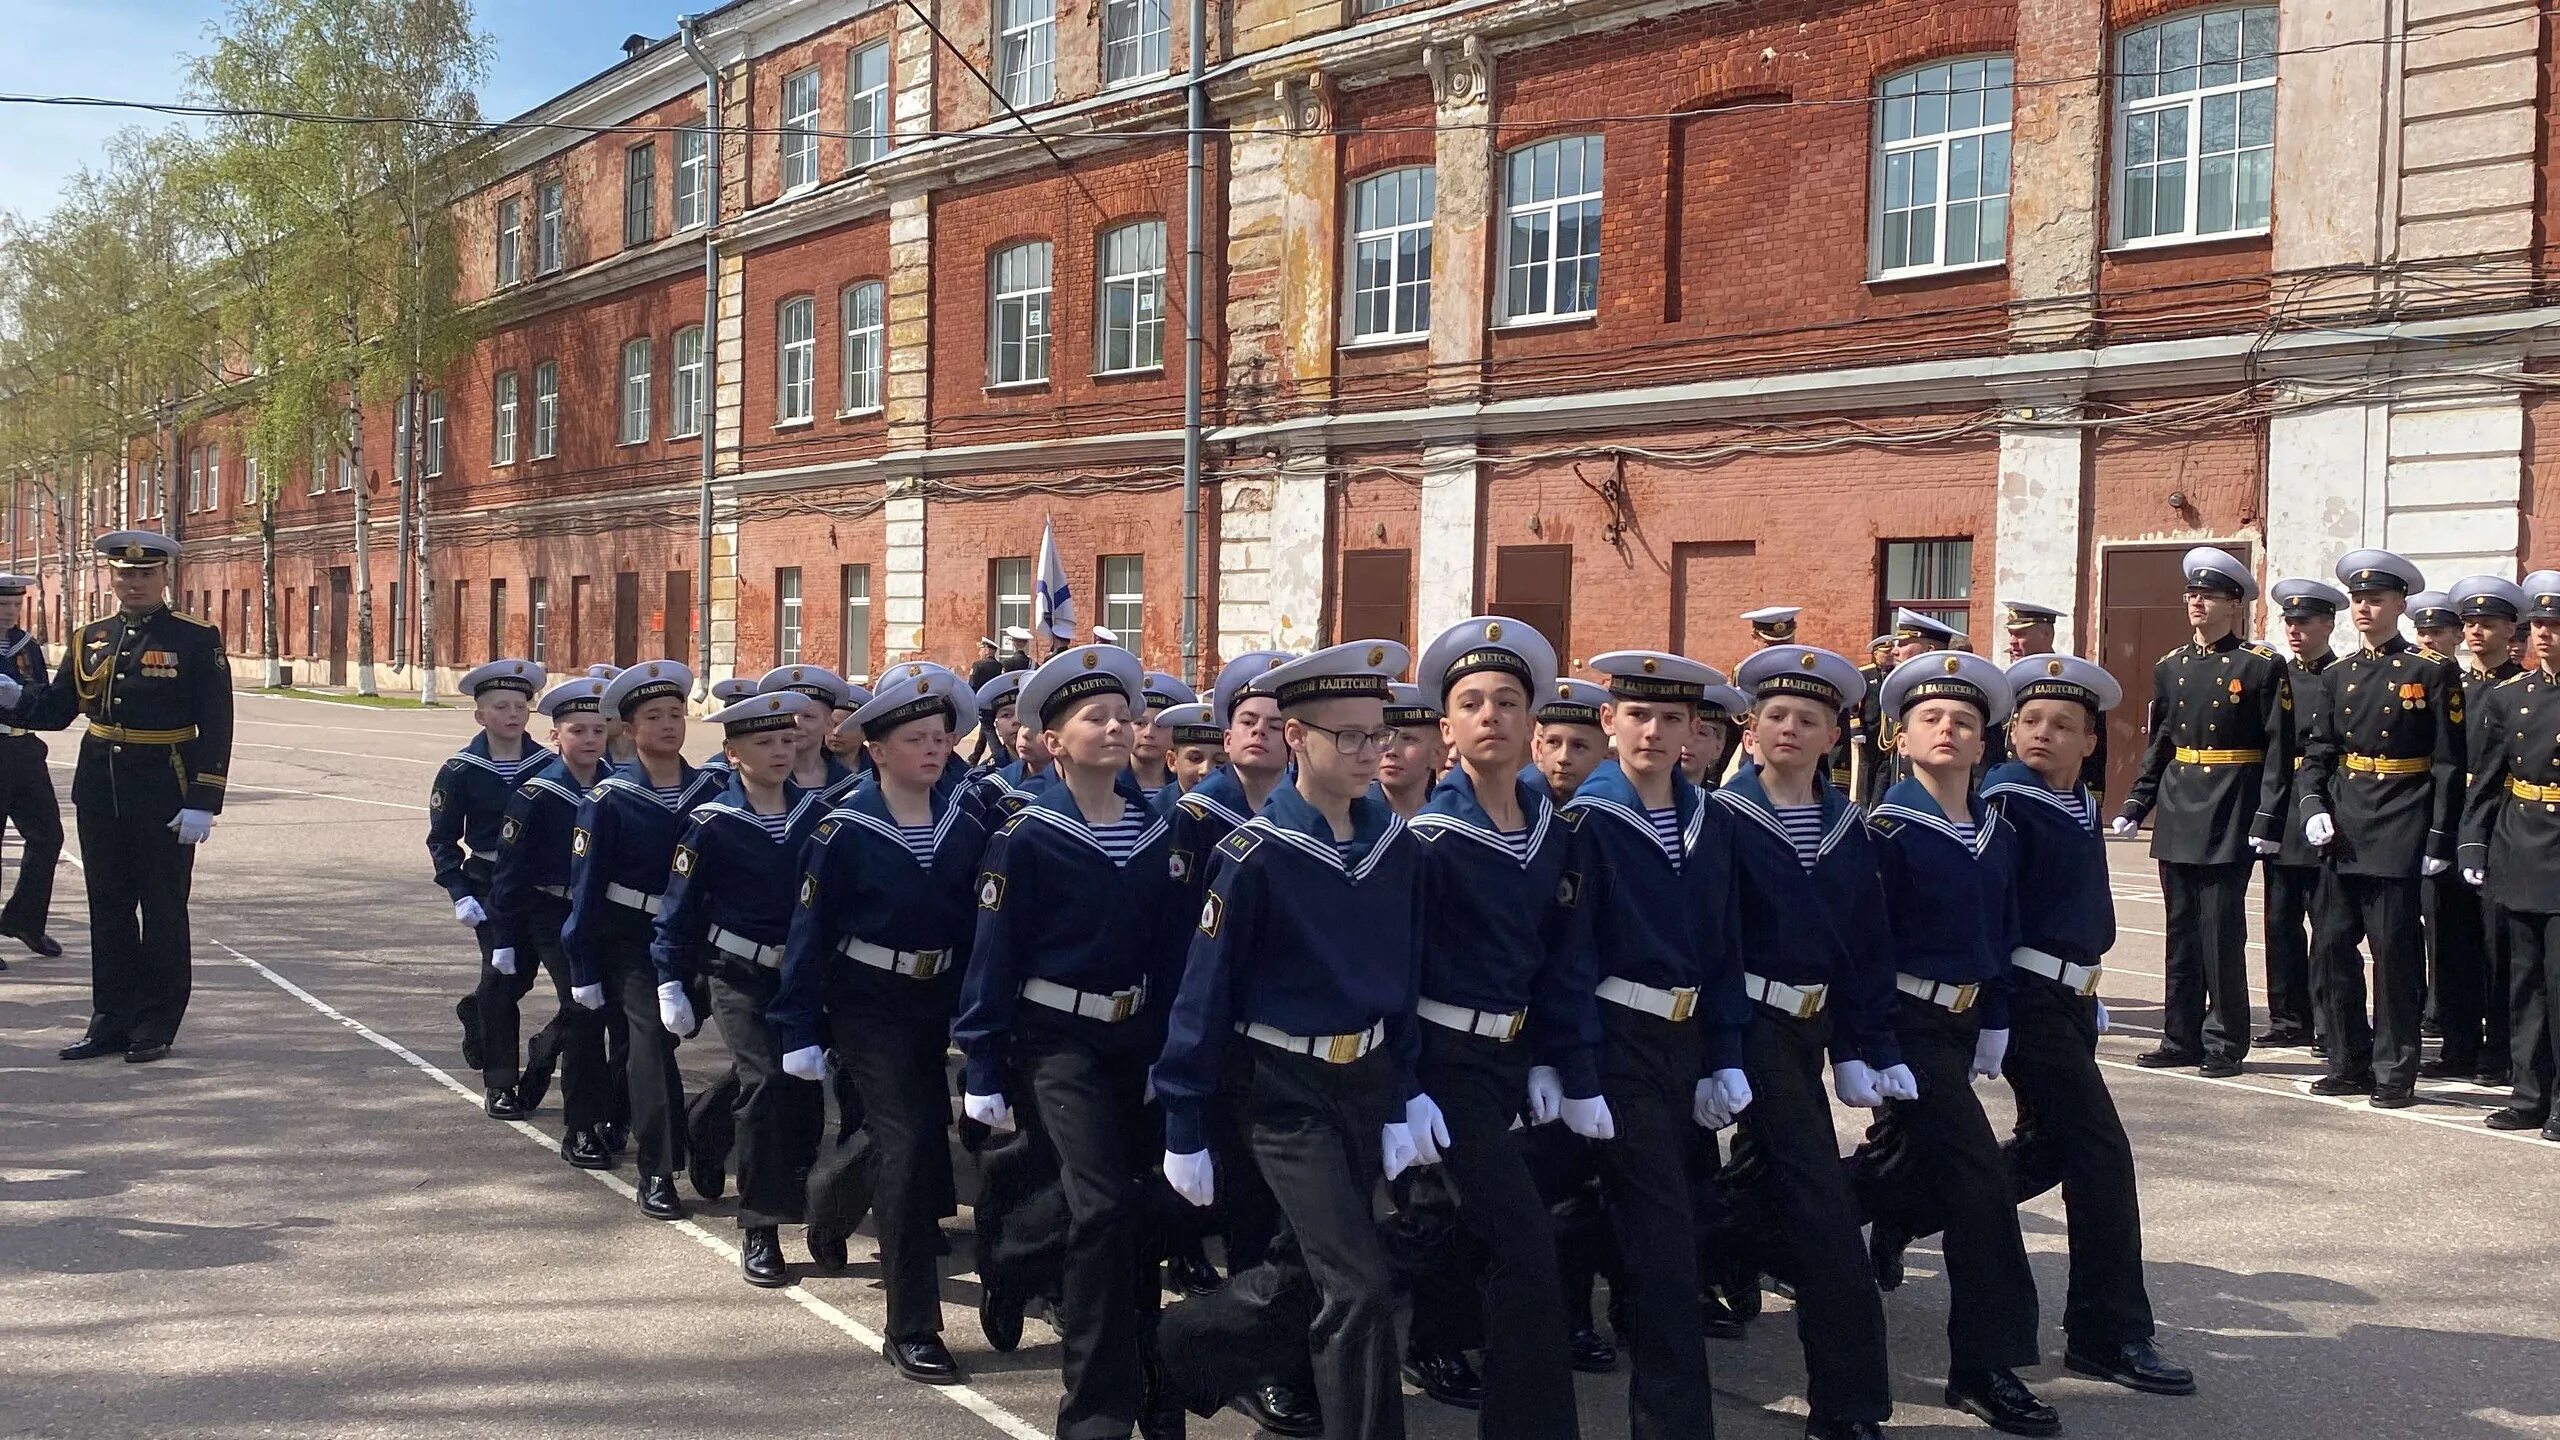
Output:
[1180, 0, 1207, 688]
[680, 14, 720, 693]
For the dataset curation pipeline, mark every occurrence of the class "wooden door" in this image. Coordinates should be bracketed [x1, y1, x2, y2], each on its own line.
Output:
[1493, 544, 1573, 663]
[326, 568, 350, 687]
[2099, 542, 2249, 801]
[1336, 549, 1412, 649]
[613, 571, 640, 668]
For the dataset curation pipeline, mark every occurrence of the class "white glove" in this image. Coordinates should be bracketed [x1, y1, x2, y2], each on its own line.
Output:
[571, 983, 607, 1010]
[1405, 1093, 1451, 1165]
[781, 1046, 827, 1081]
[2110, 816, 2139, 838]
[1164, 1149, 1215, 1208]
[964, 1092, 1014, 1131]
[1875, 1063, 1920, 1101]
[1831, 1059, 1883, 1107]
[169, 808, 214, 844]
[1380, 1122, 1418, 1181]
[2095, 999, 2110, 1034]
[2422, 856, 2450, 877]
[1693, 1076, 1731, 1130]
[2249, 836, 2281, 855]
[1972, 1027, 2010, 1081]
[0, 675, 20, 707]
[2464, 867, 2487, 888]
[453, 896, 488, 927]
[1561, 1093, 1616, 1139]
[2304, 813, 2335, 847]
[1525, 1065, 1564, 1125]
[655, 980, 696, 1037]
[490, 946, 517, 976]
[1712, 1068, 1753, 1123]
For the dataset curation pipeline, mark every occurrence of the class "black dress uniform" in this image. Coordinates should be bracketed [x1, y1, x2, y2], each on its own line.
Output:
[2459, 571, 2560, 1137]
[14, 533, 233, 1059]
[2260, 578, 2348, 1048]
[0, 585, 65, 958]
[434, 665, 559, 1113]
[2428, 577, 2530, 1083]
[490, 729, 621, 1168]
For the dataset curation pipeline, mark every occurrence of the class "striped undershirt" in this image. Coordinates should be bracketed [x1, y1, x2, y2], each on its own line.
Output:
[1950, 818, 1977, 847]
[490, 755, 533, 783]
[1491, 825, 1531, 861]
[1645, 806, 1684, 866]
[896, 822, 939, 865]
[746, 810, 793, 842]
[1089, 811, 1153, 863]
[2060, 790, 2095, 831]
[1773, 803, 1826, 870]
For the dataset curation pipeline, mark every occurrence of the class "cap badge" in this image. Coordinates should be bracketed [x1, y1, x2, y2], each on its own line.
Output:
[2046, 659, 2065, 676]
[767, 697, 782, 711]
[1641, 657, 1659, 674]
[1943, 656, 1962, 674]
[918, 679, 932, 693]
[646, 664, 661, 677]
[1799, 652, 1818, 669]
[1082, 650, 1100, 670]
[1484, 622, 1502, 641]
[907, 664, 924, 677]
[1366, 645, 1385, 666]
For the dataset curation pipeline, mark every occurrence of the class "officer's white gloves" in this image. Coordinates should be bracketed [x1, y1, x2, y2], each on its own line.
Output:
[2304, 813, 2336, 848]
[453, 896, 488, 927]
[2248, 836, 2281, 856]
[170, 808, 214, 844]
[1693, 1070, 1751, 1130]
[1525, 1065, 1564, 1125]
[2464, 867, 2487, 888]
[490, 946, 517, 976]
[2095, 1000, 2111, 1034]
[2421, 857, 2451, 877]
[1831, 1060, 1884, 1107]
[1561, 1094, 1616, 1140]
[571, 983, 607, 1010]
[0, 675, 21, 708]
[964, 1092, 1014, 1131]
[655, 980, 696, 1037]
[1380, 1122, 1419, 1181]
[1405, 1093, 1451, 1164]
[2110, 816, 2139, 838]
[1875, 1063, 1921, 1101]
[782, 1046, 827, 1082]
[1971, 1027, 2010, 1081]
[1164, 1149, 1215, 1208]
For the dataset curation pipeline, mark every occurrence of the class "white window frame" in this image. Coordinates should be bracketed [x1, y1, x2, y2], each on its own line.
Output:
[205, 443, 220, 510]
[781, 67, 822, 193]
[530, 577, 550, 664]
[1348, 166, 1435, 344]
[675, 125, 709, 231]
[775, 566, 804, 666]
[337, 446, 355, 492]
[1102, 0, 1171, 86]
[422, 390, 445, 477]
[620, 337, 653, 445]
[1499, 135, 1605, 325]
[187, 448, 204, 513]
[496, 197, 522, 286]
[532, 360, 559, 460]
[777, 295, 818, 425]
[672, 326, 706, 437]
[536, 181, 565, 275]
[242, 455, 260, 507]
[1100, 554, 1143, 642]
[307, 447, 324, 496]
[989, 241, 1052, 387]
[840, 562, 872, 675]
[840, 282, 885, 415]
[991, 556, 1033, 637]
[2112, 6, 2278, 249]
[1870, 56, 2014, 279]
[1096, 220, 1166, 374]
[848, 42, 892, 168]
[997, 0, 1056, 107]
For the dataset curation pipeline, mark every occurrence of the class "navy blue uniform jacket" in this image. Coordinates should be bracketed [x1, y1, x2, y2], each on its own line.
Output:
[651, 778, 832, 983]
[560, 762, 727, 987]
[1714, 764, 1902, 1069]
[1563, 759, 1749, 1073]
[488, 756, 602, 954]
[1981, 760, 2114, 971]
[427, 733, 553, 901]
[1868, 777, 2022, 1031]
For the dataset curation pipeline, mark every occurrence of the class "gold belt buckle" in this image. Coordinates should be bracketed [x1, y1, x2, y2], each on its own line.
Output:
[1326, 1031, 1363, 1064]
[2076, 966, 2104, 997]
[1501, 1010, 1526, 1042]
[1108, 988, 1137, 1023]
[1949, 983, 1978, 1014]
[1795, 986, 1824, 1020]
[1668, 987, 1698, 1023]
[910, 949, 945, 978]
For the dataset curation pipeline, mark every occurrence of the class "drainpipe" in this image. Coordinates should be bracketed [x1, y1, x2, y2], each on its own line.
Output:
[1179, 0, 1207, 688]
[680, 13, 721, 692]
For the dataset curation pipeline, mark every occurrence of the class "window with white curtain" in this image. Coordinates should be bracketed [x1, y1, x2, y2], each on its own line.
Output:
[777, 296, 817, 423]
[423, 390, 445, 477]
[532, 360, 559, 459]
[849, 42, 892, 168]
[990, 241, 1052, 385]
[675, 125, 709, 229]
[1872, 57, 2014, 277]
[536, 181, 564, 273]
[781, 68, 821, 192]
[1102, 0, 1170, 85]
[1349, 167, 1434, 342]
[1097, 220, 1166, 373]
[492, 372, 518, 465]
[672, 326, 706, 437]
[2114, 7, 2277, 245]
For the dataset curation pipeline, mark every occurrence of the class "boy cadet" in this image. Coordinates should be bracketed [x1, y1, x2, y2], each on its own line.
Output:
[1566, 650, 1748, 1440]
[1157, 639, 1430, 1440]
[430, 659, 554, 1101]
[2113, 548, 2293, 1078]
[2429, 577, 2530, 1085]
[1378, 683, 1445, 817]
[2259, 579, 2347, 1049]
[1984, 601, 2108, 798]
[1158, 702, 1226, 793]
[1852, 610, 1959, 804]
[2466, 571, 2560, 1138]
[760, 664, 857, 793]
[0, 573, 64, 961]
[969, 670, 1024, 772]
[1716, 644, 1898, 1440]
[1528, 679, 1610, 804]
[1131, 672, 1199, 803]
[2296, 549, 2464, 1108]
[1695, 681, 1745, 786]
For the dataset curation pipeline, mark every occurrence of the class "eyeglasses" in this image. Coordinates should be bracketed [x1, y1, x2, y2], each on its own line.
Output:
[1298, 721, 1397, 755]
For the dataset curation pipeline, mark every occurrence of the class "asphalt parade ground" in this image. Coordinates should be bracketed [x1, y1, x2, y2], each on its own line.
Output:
[3, 691, 2558, 1438]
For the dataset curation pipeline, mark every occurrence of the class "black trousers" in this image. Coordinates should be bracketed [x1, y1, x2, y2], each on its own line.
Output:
[2159, 860, 2254, 1062]
[1735, 1007, 1890, 1424]
[1242, 1040, 1405, 1440]
[2425, 869, 2504, 1071]
[2314, 870, 2426, 1089]
[704, 957, 822, 1230]
[2260, 861, 2324, 1038]
[2503, 909, 2560, 1118]
[74, 793, 195, 1045]
[593, 908, 686, 1180]
[472, 901, 580, 1097]
[1594, 1003, 1714, 1440]
[0, 734, 61, 934]
[810, 966, 958, 1342]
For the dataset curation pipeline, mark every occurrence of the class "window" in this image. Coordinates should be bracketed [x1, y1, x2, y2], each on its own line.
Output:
[1097, 221, 1166, 373]
[492, 371, 519, 465]
[530, 578, 552, 664]
[1880, 538, 1973, 635]
[774, 567, 804, 665]
[536, 180, 564, 274]
[1873, 57, 2013, 277]
[997, 0, 1056, 106]
[840, 563, 871, 675]
[672, 326, 706, 437]
[620, 338, 653, 444]
[1099, 554, 1142, 642]
[2115, 7, 2276, 245]
[849, 42, 891, 168]
[777, 295, 817, 424]
[990, 555, 1033, 637]
[990, 241, 1052, 385]
[188, 448, 204, 512]
[781, 68, 821, 192]
[675, 125, 709, 230]
[337, 447, 354, 492]
[307, 449, 324, 496]
[243, 454, 260, 507]
[452, 579, 470, 664]
[488, 578, 507, 660]
[532, 360, 559, 460]
[306, 587, 320, 658]
[1102, 0, 1170, 85]
[1501, 136, 1604, 323]
[283, 587, 294, 651]
[205, 444, 220, 510]
[1350, 167, 1434, 342]
[496, 197, 522, 285]
[422, 390, 445, 477]
[840, 282, 885, 414]
[624, 143, 656, 247]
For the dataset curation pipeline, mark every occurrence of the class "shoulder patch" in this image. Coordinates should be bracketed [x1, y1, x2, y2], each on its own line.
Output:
[671, 844, 697, 877]
[977, 870, 1007, 911]
[1168, 847, 1194, 882]
[1218, 827, 1262, 862]
[428, 787, 446, 811]
[2245, 642, 2280, 661]
[999, 813, 1029, 836]
[1555, 807, 1586, 831]
[799, 873, 818, 909]
[814, 819, 838, 842]
[570, 827, 590, 857]
[1556, 870, 1583, 908]
[1868, 813, 1904, 837]
[499, 816, 520, 845]
[1198, 890, 1225, 938]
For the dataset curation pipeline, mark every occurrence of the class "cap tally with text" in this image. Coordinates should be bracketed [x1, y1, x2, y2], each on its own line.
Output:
[1416, 615, 1559, 709]
[975, 670, 1025, 717]
[759, 664, 850, 707]
[2002, 599, 2065, 634]
[1210, 650, 1295, 728]
[2336, 548, 2423, 597]
[1588, 650, 1718, 705]
[539, 677, 609, 719]
[2181, 547, 2259, 602]
[1698, 683, 1749, 718]
[1740, 605, 1801, 644]
[1537, 679, 1610, 727]
[2522, 570, 2560, 622]
[459, 659, 546, 700]
[602, 660, 694, 718]
[1890, 608, 1961, 646]
[1142, 671, 1198, 712]
[1261, 640, 1411, 710]
[851, 661, 975, 738]
[1384, 683, 1440, 728]
[712, 690, 814, 736]
[1735, 645, 1863, 714]
[1022, 643, 1145, 727]
[2007, 653, 2121, 714]
[1882, 649, 2014, 726]
[1157, 702, 1221, 747]
[2450, 575, 2529, 624]
[95, 529, 179, 569]
[2405, 590, 2457, 631]
[2271, 578, 2347, 620]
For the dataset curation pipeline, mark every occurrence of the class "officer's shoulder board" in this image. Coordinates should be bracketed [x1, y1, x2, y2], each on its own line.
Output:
[2415, 645, 2450, 665]
[1218, 825, 1263, 863]
[168, 609, 219, 632]
[2497, 670, 2532, 688]
[2244, 642, 2281, 662]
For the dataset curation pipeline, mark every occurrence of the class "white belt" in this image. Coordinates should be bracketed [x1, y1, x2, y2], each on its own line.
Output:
[1743, 973, 1828, 1020]
[1022, 976, 1147, 1023]
[536, 883, 569, 899]
[1238, 1019, 1386, 1064]
[604, 882, 664, 915]
[1896, 973, 1979, 1014]
[842, 935, 952, 979]
[1596, 974, 1698, 1022]
[709, 925, 785, 968]
[1416, 997, 1526, 1042]
[2011, 946, 2104, 996]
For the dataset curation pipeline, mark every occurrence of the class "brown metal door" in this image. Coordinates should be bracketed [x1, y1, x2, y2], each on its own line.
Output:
[613, 572, 640, 668]
[1336, 549, 1411, 649]
[2098, 542, 2249, 801]
[1493, 544, 1574, 664]
[326, 568, 350, 687]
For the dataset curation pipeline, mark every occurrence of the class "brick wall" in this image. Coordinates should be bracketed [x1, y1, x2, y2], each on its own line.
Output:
[736, 214, 895, 469]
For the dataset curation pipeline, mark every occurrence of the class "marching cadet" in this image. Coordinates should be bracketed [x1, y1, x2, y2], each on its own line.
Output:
[1564, 650, 1747, 1440]
[560, 662, 727, 1222]
[761, 664, 857, 793]
[2426, 577, 2528, 1086]
[822, 679, 875, 779]
[683, 674, 764, 1186]
[1715, 644, 1899, 1440]
[1852, 610, 1958, 805]
[1156, 639, 1429, 1440]
[957, 643, 1189, 1440]
[2113, 548, 2292, 1078]
[2409, 591, 2463, 661]
[2465, 570, 2560, 1139]
[968, 670, 1023, 771]
[2259, 579, 2346, 1050]
[1158, 703, 1226, 793]
[1694, 681, 1745, 787]
[437, 660, 563, 1118]
[1527, 679, 1609, 804]
[489, 676, 621, 1169]
[588, 664, 636, 764]
[1985, 601, 2108, 799]
[1377, 683, 1445, 817]
[5, 532, 231, 1063]
[774, 663, 988, 1381]
[0, 574, 64, 961]
[1129, 672, 1198, 803]
[2295, 550, 2464, 1109]
[1830, 635, 1893, 794]
[652, 688, 833, 1287]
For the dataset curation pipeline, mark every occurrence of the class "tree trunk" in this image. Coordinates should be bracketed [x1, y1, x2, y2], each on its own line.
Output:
[260, 501, 281, 688]
[344, 303, 377, 695]
[415, 475, 438, 705]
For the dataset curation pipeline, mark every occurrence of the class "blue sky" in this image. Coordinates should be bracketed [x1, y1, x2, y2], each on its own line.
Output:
[2, 0, 678, 222]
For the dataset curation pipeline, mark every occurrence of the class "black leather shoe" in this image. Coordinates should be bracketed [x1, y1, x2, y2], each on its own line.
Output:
[123, 1041, 171, 1064]
[1165, 1250, 1224, 1297]
[883, 1335, 962, 1385]
[741, 1226, 789, 1288]
[484, 1086, 527, 1121]
[598, 1120, 629, 1154]
[455, 996, 483, 1072]
[2308, 1073, 2375, 1096]
[979, 1282, 1024, 1352]
[1805, 1417, 1886, 1440]
[1, 923, 62, 957]
[2065, 1338, 2198, 1395]
[2484, 1106, 2546, 1131]
[2198, 1057, 2244, 1078]
[1944, 1367, 2060, 1436]
[2311, 1040, 2330, 1058]
[1402, 1349, 1485, 1409]
[2253, 1027, 2310, 1047]
[2474, 1067, 2513, 1089]
[687, 1146, 726, 1202]
[514, 1056, 555, 1115]
[806, 1225, 849, 1273]
[1567, 1324, 1617, 1373]
[637, 1174, 686, 1221]
[560, 1128, 612, 1170]
[2418, 1056, 2472, 1079]
[1700, 1286, 1749, 1339]
[1228, 1385, 1321, 1438]
[58, 1034, 127, 1061]
[2136, 1047, 2201, 1069]
[1869, 1221, 1910, 1292]
[2542, 1122, 2560, 1143]
[2370, 1087, 2417, 1110]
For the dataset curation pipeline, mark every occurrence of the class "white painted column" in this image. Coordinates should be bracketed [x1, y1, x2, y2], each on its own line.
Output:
[1216, 469, 1277, 656]
[1268, 450, 1329, 652]
[883, 480, 927, 659]
[1414, 442, 1481, 647]
[2264, 393, 2385, 642]
[1991, 400, 2087, 654]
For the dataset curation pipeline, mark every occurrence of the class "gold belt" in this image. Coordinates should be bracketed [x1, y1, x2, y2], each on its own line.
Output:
[2174, 746, 2263, 766]
[2510, 777, 2560, 803]
[2344, 754, 2429, 777]
[88, 723, 197, 745]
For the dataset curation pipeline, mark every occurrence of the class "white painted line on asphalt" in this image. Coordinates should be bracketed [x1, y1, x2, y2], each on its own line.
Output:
[228, 784, 430, 813]
[2093, 1045, 2551, 1147]
[211, 939, 1049, 1440]
[233, 740, 442, 766]
[235, 714, 467, 738]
